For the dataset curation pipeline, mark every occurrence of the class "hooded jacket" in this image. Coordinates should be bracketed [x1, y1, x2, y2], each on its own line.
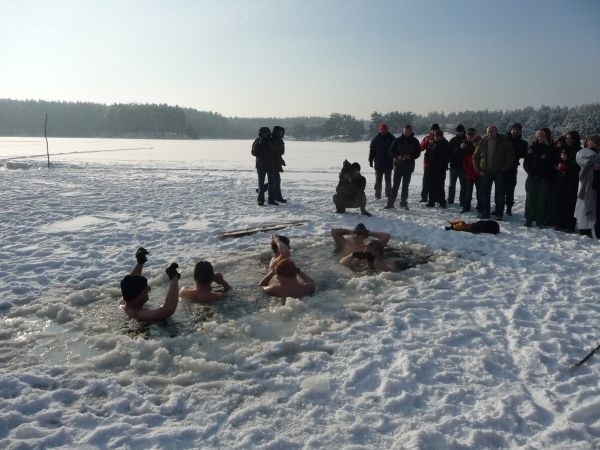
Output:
[272, 126, 286, 172]
[251, 127, 278, 171]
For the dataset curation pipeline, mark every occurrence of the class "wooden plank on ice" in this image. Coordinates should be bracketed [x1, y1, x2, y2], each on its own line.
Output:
[218, 220, 308, 240]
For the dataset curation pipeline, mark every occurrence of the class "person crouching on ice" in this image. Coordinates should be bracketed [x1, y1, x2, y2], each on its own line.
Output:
[120, 247, 181, 321]
[333, 160, 372, 216]
[179, 261, 231, 303]
[259, 259, 315, 299]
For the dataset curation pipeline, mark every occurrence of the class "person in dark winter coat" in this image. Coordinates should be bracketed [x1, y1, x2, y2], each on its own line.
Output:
[461, 128, 481, 213]
[447, 124, 467, 206]
[553, 130, 581, 232]
[505, 123, 528, 216]
[385, 125, 421, 209]
[271, 125, 287, 203]
[333, 160, 372, 216]
[368, 123, 395, 200]
[523, 130, 557, 227]
[251, 127, 279, 206]
[419, 123, 440, 202]
[425, 129, 452, 208]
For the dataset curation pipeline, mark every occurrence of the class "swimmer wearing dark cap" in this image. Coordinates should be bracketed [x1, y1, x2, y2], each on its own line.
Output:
[179, 260, 231, 303]
[120, 247, 181, 321]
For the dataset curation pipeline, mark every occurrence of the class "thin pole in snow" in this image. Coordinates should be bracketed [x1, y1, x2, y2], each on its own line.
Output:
[44, 113, 50, 168]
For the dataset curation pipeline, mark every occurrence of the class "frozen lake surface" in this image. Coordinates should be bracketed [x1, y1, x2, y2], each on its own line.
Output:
[0, 137, 598, 449]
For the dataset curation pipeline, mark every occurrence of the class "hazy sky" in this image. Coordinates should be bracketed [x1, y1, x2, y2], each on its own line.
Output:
[1, 0, 599, 119]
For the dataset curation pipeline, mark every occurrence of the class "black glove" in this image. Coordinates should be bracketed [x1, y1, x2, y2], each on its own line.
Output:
[135, 247, 149, 265]
[165, 263, 180, 280]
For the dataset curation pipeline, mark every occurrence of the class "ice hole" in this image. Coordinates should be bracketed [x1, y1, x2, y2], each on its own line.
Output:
[116, 236, 433, 342]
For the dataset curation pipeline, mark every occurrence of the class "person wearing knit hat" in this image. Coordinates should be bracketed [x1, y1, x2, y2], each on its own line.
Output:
[258, 258, 315, 299]
[120, 247, 181, 321]
[369, 123, 395, 200]
[179, 260, 232, 303]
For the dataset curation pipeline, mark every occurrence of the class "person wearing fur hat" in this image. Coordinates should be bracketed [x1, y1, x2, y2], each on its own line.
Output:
[119, 247, 181, 321]
[368, 123, 395, 200]
[258, 259, 315, 299]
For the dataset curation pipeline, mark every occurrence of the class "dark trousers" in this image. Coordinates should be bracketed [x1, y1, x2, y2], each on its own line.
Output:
[525, 176, 550, 225]
[504, 167, 518, 213]
[555, 176, 578, 231]
[257, 168, 277, 202]
[426, 169, 447, 206]
[448, 166, 465, 205]
[388, 171, 412, 207]
[463, 178, 476, 211]
[272, 171, 283, 201]
[480, 171, 505, 217]
[420, 170, 429, 200]
[374, 168, 392, 198]
[333, 192, 367, 213]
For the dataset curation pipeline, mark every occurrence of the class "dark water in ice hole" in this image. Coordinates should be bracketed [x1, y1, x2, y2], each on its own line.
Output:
[119, 236, 433, 340]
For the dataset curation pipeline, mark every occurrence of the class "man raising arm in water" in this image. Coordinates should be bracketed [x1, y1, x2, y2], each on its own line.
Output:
[120, 247, 181, 321]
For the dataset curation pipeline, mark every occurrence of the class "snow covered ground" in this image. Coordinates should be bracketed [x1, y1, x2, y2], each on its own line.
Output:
[0, 136, 598, 449]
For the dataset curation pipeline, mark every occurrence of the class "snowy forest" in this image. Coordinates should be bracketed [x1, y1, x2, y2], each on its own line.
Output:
[1, 98, 599, 141]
